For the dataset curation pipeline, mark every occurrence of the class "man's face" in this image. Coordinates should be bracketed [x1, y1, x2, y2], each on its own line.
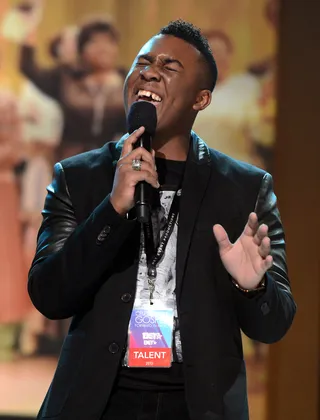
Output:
[124, 35, 211, 134]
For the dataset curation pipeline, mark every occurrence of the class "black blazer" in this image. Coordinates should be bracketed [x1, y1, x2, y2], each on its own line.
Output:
[29, 133, 296, 420]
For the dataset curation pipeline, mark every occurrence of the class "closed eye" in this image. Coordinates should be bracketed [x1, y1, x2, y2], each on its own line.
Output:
[165, 66, 178, 72]
[162, 58, 183, 72]
[137, 61, 149, 66]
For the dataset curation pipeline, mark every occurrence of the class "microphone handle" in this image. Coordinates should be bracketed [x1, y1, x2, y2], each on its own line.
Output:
[133, 133, 152, 223]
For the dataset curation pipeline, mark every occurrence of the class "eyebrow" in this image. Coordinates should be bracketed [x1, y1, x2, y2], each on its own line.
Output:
[137, 54, 184, 69]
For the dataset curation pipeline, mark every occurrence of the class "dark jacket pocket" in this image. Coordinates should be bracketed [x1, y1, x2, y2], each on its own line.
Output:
[39, 332, 85, 418]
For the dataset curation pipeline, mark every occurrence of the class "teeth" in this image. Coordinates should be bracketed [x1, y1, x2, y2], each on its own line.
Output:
[151, 93, 161, 102]
[137, 89, 162, 102]
[139, 90, 151, 97]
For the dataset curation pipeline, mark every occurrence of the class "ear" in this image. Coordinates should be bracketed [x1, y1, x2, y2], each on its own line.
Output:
[193, 89, 212, 112]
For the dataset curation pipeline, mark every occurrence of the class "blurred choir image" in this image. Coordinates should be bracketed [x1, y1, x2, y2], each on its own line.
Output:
[0, 2, 129, 359]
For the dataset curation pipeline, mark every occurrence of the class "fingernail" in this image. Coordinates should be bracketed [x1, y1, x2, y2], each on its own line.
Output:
[156, 182, 160, 188]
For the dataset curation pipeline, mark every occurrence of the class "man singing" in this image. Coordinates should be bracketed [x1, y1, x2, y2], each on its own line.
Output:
[28, 20, 296, 420]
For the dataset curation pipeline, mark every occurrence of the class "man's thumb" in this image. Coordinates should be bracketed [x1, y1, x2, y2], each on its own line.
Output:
[213, 224, 232, 254]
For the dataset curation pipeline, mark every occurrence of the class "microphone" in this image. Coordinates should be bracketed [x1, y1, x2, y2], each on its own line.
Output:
[127, 101, 158, 223]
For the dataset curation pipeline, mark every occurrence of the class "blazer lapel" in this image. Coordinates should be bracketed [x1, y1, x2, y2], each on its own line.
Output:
[176, 132, 212, 299]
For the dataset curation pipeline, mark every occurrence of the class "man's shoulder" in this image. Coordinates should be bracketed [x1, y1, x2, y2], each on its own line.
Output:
[208, 146, 267, 182]
[192, 132, 267, 182]
[59, 142, 120, 174]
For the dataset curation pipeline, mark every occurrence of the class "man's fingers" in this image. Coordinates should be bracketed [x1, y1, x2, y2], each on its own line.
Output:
[120, 146, 155, 168]
[130, 147, 155, 165]
[213, 224, 232, 254]
[258, 236, 271, 258]
[119, 161, 158, 182]
[129, 170, 159, 189]
[118, 153, 156, 180]
[243, 211, 269, 246]
[260, 255, 273, 272]
[254, 224, 269, 245]
[118, 161, 159, 189]
[243, 212, 259, 236]
[121, 126, 145, 157]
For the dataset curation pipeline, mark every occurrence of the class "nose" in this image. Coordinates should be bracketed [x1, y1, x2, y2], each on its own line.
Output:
[140, 65, 161, 82]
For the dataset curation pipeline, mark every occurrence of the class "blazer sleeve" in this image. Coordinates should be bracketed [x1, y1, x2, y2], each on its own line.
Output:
[233, 173, 296, 343]
[28, 162, 137, 320]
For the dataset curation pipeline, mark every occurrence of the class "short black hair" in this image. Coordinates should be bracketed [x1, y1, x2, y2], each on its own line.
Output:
[77, 19, 119, 55]
[159, 19, 218, 92]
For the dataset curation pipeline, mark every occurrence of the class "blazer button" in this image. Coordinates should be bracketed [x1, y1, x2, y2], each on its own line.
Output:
[108, 342, 119, 354]
[261, 302, 270, 315]
[96, 225, 111, 245]
[121, 293, 132, 303]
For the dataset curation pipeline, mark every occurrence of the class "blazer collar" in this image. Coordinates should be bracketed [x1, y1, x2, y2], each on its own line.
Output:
[175, 132, 212, 299]
[114, 130, 211, 164]
[188, 130, 212, 165]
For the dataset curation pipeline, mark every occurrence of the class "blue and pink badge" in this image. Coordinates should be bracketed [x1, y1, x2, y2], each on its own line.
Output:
[127, 302, 174, 368]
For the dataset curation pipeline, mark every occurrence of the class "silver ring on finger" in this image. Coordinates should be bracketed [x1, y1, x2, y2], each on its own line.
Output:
[132, 159, 142, 171]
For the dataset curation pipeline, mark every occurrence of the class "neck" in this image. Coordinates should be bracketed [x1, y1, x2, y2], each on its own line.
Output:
[153, 133, 190, 161]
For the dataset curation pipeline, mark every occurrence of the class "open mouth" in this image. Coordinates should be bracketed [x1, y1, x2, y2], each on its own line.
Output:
[136, 89, 163, 106]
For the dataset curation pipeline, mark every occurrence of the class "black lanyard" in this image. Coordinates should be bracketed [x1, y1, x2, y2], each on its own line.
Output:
[142, 189, 181, 304]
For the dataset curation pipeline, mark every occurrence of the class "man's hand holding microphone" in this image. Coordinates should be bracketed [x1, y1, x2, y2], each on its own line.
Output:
[110, 126, 159, 217]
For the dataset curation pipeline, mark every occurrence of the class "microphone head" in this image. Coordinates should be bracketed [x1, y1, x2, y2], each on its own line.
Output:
[127, 101, 157, 136]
